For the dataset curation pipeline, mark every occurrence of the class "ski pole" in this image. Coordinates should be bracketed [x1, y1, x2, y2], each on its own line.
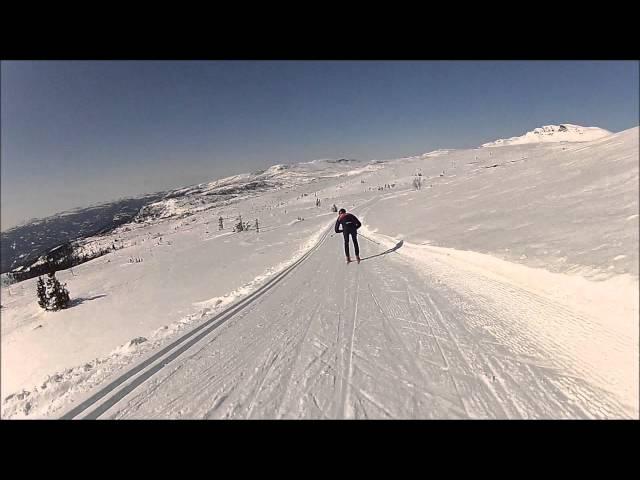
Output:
[358, 233, 381, 246]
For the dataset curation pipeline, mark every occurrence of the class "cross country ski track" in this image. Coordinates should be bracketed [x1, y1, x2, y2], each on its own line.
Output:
[59, 224, 334, 419]
[59, 199, 635, 419]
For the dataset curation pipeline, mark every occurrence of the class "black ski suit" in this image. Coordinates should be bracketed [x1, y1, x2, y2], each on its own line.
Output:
[335, 213, 361, 258]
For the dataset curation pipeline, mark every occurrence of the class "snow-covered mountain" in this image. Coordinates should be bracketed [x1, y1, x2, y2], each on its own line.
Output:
[0, 193, 166, 274]
[1, 125, 637, 420]
[481, 124, 612, 147]
[132, 159, 383, 224]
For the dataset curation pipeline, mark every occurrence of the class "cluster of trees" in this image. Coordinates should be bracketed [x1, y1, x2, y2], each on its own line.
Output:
[232, 215, 260, 232]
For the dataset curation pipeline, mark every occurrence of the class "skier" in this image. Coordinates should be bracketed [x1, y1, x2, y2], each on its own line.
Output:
[335, 208, 362, 264]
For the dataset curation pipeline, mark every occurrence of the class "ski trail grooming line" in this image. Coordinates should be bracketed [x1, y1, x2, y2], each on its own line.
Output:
[342, 265, 360, 418]
[59, 224, 334, 420]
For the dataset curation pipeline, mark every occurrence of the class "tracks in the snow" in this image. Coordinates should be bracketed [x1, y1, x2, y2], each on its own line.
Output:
[55, 190, 630, 419]
[340, 266, 360, 418]
[59, 225, 333, 420]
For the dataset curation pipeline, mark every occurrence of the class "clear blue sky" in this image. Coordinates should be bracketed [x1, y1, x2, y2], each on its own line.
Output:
[2, 60, 638, 229]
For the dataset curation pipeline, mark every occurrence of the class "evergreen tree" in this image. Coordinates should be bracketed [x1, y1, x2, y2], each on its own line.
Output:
[44, 272, 71, 311]
[36, 276, 49, 309]
[45, 272, 56, 307]
[52, 276, 70, 310]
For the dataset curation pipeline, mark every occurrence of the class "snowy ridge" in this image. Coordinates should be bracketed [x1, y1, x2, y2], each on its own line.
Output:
[399, 149, 455, 162]
[132, 159, 373, 224]
[481, 124, 612, 147]
[420, 149, 455, 158]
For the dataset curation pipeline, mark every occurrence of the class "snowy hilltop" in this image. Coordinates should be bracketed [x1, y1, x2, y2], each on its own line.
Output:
[481, 124, 612, 147]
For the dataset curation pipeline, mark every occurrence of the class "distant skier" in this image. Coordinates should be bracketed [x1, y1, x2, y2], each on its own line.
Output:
[335, 208, 362, 264]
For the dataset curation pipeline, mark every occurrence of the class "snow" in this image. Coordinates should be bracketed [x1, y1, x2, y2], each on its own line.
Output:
[1, 124, 637, 419]
[366, 233, 638, 412]
[482, 124, 612, 147]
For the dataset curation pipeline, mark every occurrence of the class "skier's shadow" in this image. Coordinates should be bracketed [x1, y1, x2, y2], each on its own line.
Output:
[69, 294, 107, 308]
[359, 240, 404, 262]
